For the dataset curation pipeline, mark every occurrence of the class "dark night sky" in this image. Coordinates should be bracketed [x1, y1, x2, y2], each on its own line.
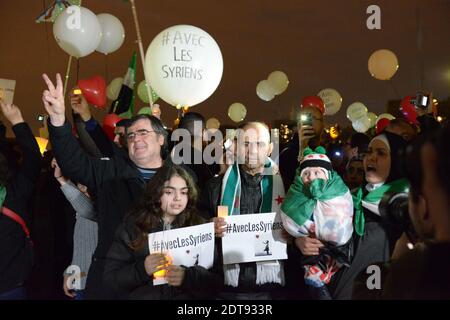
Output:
[1, 0, 449, 135]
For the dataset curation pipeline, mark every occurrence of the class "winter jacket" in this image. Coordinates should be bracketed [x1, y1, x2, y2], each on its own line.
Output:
[103, 217, 222, 300]
[0, 123, 41, 294]
[48, 120, 156, 299]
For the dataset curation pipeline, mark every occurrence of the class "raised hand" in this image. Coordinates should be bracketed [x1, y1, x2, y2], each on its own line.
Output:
[0, 100, 24, 126]
[69, 88, 91, 121]
[51, 158, 67, 184]
[42, 73, 65, 127]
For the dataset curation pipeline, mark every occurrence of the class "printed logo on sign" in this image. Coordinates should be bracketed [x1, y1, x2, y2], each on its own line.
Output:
[66, 6, 81, 30]
[226, 221, 284, 234]
[255, 235, 272, 257]
[151, 232, 213, 251]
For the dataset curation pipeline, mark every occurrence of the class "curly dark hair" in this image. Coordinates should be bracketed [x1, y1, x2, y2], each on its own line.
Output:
[128, 163, 201, 250]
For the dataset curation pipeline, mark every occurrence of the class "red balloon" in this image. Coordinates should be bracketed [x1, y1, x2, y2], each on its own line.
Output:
[77, 75, 107, 108]
[102, 113, 123, 141]
[376, 118, 391, 134]
[301, 96, 325, 114]
[400, 95, 419, 124]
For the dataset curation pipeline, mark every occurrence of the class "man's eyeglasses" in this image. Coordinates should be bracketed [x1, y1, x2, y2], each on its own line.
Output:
[126, 129, 155, 141]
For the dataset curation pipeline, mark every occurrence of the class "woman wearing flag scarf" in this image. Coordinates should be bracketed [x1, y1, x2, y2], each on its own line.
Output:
[327, 131, 410, 299]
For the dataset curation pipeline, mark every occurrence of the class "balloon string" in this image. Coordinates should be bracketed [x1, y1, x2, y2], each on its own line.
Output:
[43, 0, 51, 70]
[389, 80, 401, 99]
[129, 0, 154, 108]
[77, 59, 80, 82]
[63, 55, 73, 98]
[62, 0, 83, 98]
[105, 54, 109, 83]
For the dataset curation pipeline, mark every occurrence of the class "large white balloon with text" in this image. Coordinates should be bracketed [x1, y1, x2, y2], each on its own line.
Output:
[144, 25, 223, 107]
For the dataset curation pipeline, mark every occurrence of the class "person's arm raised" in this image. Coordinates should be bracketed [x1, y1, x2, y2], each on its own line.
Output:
[42, 73, 65, 127]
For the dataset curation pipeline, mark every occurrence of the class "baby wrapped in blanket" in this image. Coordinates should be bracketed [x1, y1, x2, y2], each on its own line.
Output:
[280, 147, 354, 299]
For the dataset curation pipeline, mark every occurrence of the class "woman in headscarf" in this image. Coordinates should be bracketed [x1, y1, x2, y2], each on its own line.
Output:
[294, 131, 409, 299]
[329, 131, 409, 299]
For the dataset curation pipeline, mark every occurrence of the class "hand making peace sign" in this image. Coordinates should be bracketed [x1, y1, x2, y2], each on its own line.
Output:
[42, 73, 66, 127]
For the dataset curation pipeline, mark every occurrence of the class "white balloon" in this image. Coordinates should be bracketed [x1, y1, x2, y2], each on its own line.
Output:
[368, 49, 399, 80]
[228, 103, 247, 123]
[53, 6, 102, 58]
[317, 88, 343, 116]
[96, 13, 125, 55]
[267, 71, 289, 95]
[206, 117, 220, 129]
[352, 116, 371, 133]
[145, 25, 223, 107]
[367, 112, 378, 128]
[107, 77, 123, 100]
[346, 102, 368, 122]
[256, 80, 276, 101]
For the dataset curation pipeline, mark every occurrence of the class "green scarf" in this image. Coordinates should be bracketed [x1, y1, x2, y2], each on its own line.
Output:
[280, 168, 349, 228]
[352, 178, 409, 236]
[221, 160, 284, 215]
[0, 185, 6, 208]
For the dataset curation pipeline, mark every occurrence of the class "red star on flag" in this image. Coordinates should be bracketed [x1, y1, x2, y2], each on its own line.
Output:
[275, 195, 284, 205]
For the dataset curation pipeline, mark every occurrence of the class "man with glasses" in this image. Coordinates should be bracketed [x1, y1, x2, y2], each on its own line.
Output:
[41, 74, 167, 299]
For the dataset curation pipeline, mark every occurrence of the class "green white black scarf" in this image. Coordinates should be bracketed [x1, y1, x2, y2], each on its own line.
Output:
[220, 159, 286, 287]
[352, 178, 409, 236]
[280, 168, 351, 238]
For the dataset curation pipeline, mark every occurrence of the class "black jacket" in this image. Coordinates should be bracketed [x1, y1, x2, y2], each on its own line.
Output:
[103, 218, 222, 300]
[353, 242, 450, 299]
[278, 133, 300, 191]
[48, 120, 151, 298]
[327, 208, 391, 300]
[0, 123, 41, 294]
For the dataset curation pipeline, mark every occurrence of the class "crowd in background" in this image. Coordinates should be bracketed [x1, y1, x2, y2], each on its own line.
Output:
[0, 73, 449, 300]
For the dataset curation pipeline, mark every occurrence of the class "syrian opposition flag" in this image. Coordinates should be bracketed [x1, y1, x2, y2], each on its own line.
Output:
[110, 52, 136, 118]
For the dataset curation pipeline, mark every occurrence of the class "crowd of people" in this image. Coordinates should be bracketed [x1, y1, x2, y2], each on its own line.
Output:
[0, 72, 449, 300]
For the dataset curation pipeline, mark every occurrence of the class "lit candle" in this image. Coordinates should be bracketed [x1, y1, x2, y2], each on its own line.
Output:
[153, 254, 172, 279]
[217, 206, 228, 218]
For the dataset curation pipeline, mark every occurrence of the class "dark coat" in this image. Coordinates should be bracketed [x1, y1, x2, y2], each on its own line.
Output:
[0, 123, 41, 294]
[48, 120, 151, 298]
[103, 218, 222, 300]
[352, 242, 450, 299]
[327, 208, 391, 299]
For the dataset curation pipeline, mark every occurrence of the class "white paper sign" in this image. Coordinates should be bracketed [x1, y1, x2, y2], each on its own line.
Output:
[148, 222, 215, 285]
[221, 212, 287, 264]
[0, 78, 16, 105]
